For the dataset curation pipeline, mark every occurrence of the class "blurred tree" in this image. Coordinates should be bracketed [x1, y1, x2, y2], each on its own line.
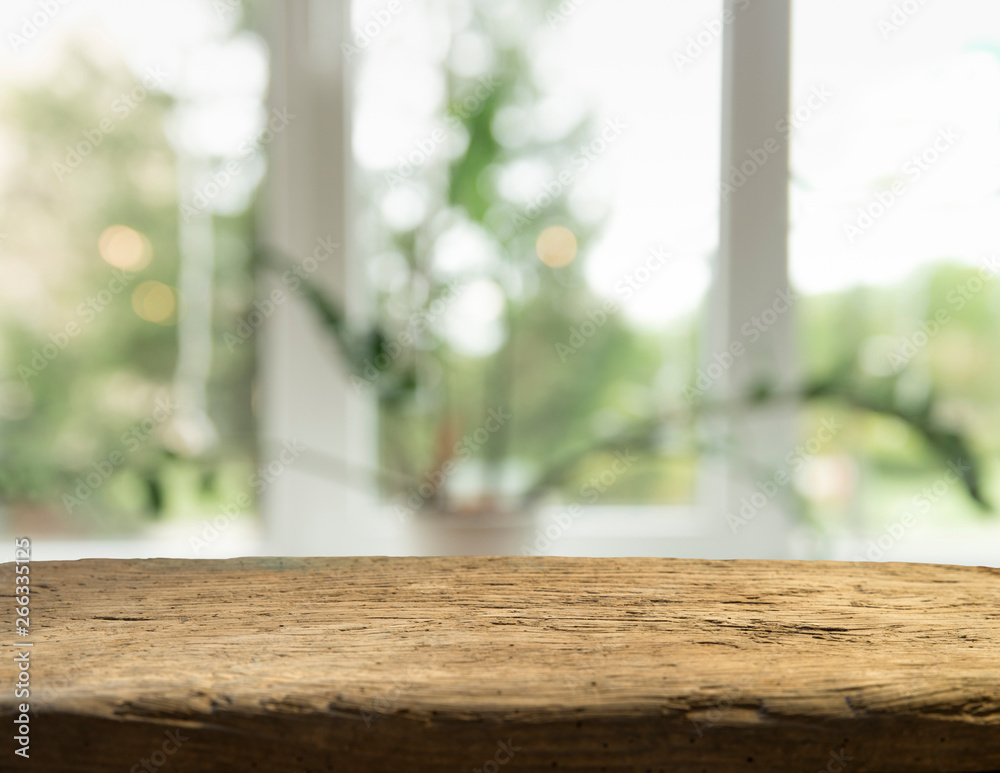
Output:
[0, 41, 257, 535]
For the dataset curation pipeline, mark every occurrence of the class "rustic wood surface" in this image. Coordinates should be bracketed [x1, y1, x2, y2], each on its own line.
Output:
[2, 556, 1000, 772]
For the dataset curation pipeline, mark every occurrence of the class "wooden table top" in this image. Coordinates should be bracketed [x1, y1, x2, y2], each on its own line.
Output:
[2, 556, 999, 771]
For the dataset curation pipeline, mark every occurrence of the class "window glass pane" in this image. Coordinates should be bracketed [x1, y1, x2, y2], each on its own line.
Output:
[351, 0, 721, 512]
[0, 0, 264, 540]
[790, 0, 1000, 544]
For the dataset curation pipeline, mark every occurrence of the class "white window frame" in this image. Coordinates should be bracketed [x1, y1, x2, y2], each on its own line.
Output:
[253, 0, 800, 558]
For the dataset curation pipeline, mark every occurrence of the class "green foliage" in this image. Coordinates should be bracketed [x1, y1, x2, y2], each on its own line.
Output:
[0, 44, 257, 534]
[290, 0, 996, 525]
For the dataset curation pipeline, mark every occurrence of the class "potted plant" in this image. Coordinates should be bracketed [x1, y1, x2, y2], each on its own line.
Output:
[255, 0, 992, 554]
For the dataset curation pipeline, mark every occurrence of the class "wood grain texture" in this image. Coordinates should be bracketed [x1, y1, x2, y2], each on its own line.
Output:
[2, 556, 1000, 772]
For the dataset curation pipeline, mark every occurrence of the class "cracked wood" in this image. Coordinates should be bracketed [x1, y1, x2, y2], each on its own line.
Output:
[2, 556, 999, 771]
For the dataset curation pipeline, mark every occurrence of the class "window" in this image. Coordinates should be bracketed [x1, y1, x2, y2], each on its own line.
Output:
[4, 0, 996, 562]
[0, 0, 265, 555]
[349, 0, 722, 524]
[790, 0, 1000, 563]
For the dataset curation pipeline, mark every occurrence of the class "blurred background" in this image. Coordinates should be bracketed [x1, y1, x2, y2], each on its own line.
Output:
[1, 0, 999, 563]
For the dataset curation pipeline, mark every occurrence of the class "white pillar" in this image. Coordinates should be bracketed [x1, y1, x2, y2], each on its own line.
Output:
[259, 0, 380, 555]
[710, 0, 797, 557]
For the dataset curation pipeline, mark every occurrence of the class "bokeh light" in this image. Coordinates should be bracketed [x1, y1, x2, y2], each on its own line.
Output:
[131, 280, 177, 323]
[99, 225, 152, 271]
[535, 225, 577, 268]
